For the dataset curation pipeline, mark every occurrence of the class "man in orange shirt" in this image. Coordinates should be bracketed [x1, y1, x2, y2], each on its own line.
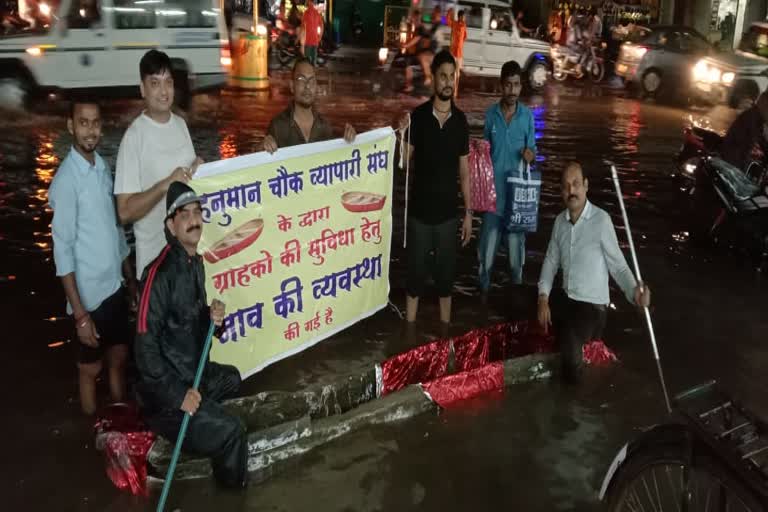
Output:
[302, 0, 324, 66]
[450, 10, 467, 97]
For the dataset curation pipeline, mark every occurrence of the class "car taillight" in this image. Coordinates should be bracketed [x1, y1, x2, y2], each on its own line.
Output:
[220, 41, 232, 67]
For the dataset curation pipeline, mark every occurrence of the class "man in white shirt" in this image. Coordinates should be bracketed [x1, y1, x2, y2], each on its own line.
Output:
[537, 161, 651, 382]
[114, 49, 202, 280]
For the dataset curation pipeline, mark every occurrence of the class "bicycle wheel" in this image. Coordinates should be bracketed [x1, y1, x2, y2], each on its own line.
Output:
[606, 443, 762, 511]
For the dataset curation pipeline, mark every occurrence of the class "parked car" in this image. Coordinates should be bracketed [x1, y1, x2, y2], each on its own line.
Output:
[691, 22, 768, 108]
[616, 25, 713, 100]
[0, 0, 230, 110]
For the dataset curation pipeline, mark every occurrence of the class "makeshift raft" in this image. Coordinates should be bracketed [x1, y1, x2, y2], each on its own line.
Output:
[145, 321, 558, 483]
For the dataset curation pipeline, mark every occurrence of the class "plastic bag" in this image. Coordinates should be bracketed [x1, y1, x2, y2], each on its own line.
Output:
[94, 403, 156, 497]
[469, 139, 497, 213]
[506, 161, 541, 233]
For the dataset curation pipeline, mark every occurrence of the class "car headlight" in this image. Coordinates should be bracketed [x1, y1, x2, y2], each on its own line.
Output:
[722, 72, 735, 84]
[708, 67, 721, 83]
[693, 60, 708, 81]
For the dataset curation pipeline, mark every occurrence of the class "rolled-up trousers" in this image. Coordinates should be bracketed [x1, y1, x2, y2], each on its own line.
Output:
[145, 363, 248, 488]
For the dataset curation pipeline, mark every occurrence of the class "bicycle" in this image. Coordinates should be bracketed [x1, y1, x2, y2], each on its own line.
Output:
[600, 380, 768, 511]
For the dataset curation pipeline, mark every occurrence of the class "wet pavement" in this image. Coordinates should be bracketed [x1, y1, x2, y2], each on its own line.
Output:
[2, 63, 767, 511]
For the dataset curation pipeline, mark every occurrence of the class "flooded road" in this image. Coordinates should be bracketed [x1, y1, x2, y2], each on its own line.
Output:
[2, 68, 766, 511]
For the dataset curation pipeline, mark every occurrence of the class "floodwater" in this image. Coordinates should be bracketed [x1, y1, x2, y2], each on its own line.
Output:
[2, 63, 766, 511]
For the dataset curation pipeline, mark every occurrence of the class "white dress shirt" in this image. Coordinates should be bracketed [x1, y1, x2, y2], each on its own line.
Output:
[538, 200, 637, 306]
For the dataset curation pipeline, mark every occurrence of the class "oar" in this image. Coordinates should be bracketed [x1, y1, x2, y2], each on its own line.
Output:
[156, 320, 216, 512]
[609, 164, 672, 414]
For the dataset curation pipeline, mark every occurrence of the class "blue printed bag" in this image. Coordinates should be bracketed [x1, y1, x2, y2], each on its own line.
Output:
[505, 161, 541, 233]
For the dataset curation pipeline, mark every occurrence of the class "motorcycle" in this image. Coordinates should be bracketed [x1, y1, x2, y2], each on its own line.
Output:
[551, 42, 605, 83]
[675, 126, 768, 260]
[271, 26, 329, 69]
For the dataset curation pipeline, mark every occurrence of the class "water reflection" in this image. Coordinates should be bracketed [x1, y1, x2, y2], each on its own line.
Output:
[218, 130, 239, 160]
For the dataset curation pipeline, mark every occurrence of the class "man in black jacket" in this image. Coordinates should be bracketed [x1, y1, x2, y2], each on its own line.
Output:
[135, 182, 248, 489]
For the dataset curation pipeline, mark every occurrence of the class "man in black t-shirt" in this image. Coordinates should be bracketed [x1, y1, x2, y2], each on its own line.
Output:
[398, 50, 472, 328]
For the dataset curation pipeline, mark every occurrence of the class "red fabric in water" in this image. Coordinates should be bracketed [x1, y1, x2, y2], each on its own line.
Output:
[452, 329, 491, 372]
[380, 339, 451, 395]
[583, 339, 619, 366]
[381, 321, 557, 396]
[94, 403, 155, 497]
[423, 362, 505, 408]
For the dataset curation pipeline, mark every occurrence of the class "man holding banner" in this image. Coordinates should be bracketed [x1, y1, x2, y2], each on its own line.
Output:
[399, 50, 472, 328]
[135, 182, 248, 489]
[478, 60, 538, 298]
[263, 58, 356, 153]
[114, 50, 203, 280]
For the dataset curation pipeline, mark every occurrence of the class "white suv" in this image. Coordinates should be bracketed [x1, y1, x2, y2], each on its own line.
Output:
[691, 22, 768, 108]
[0, 0, 230, 109]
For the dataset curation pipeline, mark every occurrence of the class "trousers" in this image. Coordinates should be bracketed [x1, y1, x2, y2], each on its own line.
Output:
[553, 292, 607, 383]
[478, 211, 526, 291]
[144, 363, 248, 488]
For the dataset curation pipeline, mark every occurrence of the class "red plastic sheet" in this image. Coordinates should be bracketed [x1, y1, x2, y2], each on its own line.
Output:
[423, 362, 505, 408]
[381, 321, 556, 396]
[94, 403, 156, 497]
[582, 340, 619, 366]
[380, 339, 451, 395]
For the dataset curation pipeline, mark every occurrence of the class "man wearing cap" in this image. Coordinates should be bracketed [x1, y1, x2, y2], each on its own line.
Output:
[135, 182, 248, 489]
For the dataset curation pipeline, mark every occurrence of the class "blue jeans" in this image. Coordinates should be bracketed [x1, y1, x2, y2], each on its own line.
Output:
[478, 212, 526, 292]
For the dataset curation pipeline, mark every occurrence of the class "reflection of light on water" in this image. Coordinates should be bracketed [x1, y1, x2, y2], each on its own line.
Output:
[610, 100, 642, 170]
[31, 133, 58, 254]
[672, 231, 690, 243]
[532, 104, 547, 162]
[219, 130, 238, 160]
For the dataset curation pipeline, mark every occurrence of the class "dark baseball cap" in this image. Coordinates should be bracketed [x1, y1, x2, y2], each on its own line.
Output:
[166, 181, 201, 219]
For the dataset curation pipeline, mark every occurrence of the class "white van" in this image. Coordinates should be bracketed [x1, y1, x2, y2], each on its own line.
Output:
[453, 0, 549, 88]
[385, 0, 549, 90]
[0, 0, 230, 109]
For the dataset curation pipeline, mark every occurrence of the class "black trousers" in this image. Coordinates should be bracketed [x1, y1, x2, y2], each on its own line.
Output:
[145, 363, 248, 488]
[406, 217, 458, 298]
[552, 293, 607, 383]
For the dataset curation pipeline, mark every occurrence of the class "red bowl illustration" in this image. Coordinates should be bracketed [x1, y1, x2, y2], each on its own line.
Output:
[204, 218, 264, 264]
[341, 191, 387, 213]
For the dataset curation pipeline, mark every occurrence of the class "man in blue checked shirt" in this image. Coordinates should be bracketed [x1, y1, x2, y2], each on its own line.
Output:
[479, 60, 537, 297]
[49, 100, 136, 416]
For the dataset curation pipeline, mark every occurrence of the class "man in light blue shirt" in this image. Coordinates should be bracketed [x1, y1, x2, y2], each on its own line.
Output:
[49, 101, 135, 415]
[479, 60, 537, 294]
[537, 161, 651, 382]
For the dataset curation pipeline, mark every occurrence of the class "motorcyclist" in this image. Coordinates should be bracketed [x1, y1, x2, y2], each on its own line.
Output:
[566, 10, 588, 76]
[722, 91, 768, 173]
[402, 9, 434, 93]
